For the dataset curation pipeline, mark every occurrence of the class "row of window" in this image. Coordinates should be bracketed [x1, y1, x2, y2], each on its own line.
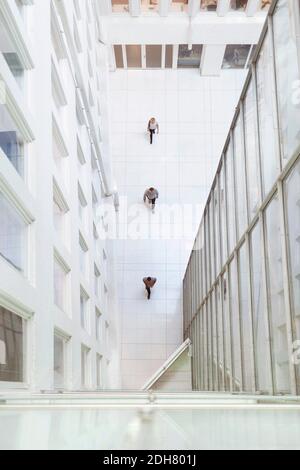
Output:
[111, 0, 271, 14]
[114, 43, 255, 69]
[0, 304, 107, 388]
[183, 0, 300, 394]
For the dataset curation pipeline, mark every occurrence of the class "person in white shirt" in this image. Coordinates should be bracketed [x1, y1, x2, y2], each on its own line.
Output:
[147, 117, 159, 145]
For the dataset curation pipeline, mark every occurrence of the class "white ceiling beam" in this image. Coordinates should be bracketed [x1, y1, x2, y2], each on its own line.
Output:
[159, 0, 171, 17]
[97, 0, 112, 15]
[129, 0, 141, 16]
[246, 0, 261, 16]
[102, 15, 266, 45]
[217, 0, 231, 16]
[200, 44, 226, 75]
[188, 0, 199, 17]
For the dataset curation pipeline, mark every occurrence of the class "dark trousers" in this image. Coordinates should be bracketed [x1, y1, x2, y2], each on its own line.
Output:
[149, 129, 155, 144]
[146, 286, 151, 299]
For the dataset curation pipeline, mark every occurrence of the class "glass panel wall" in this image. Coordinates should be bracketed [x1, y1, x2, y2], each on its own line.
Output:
[0, 306, 24, 383]
[264, 195, 290, 393]
[183, 0, 300, 395]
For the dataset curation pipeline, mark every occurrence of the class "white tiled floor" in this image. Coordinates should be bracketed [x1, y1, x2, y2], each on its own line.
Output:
[109, 68, 247, 389]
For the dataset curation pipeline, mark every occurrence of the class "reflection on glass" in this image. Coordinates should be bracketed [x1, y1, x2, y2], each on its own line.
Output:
[244, 78, 261, 220]
[114, 45, 124, 68]
[171, 0, 188, 12]
[0, 191, 27, 272]
[225, 142, 236, 254]
[265, 196, 290, 393]
[284, 160, 300, 386]
[200, 0, 218, 11]
[3, 53, 24, 89]
[54, 335, 65, 389]
[233, 113, 248, 239]
[219, 167, 227, 267]
[272, 0, 300, 163]
[261, 0, 271, 9]
[112, 0, 129, 13]
[238, 243, 253, 392]
[126, 45, 142, 68]
[146, 45, 162, 68]
[229, 260, 242, 391]
[165, 45, 173, 68]
[0, 103, 24, 176]
[256, 33, 279, 196]
[222, 45, 251, 69]
[250, 222, 272, 393]
[141, 0, 159, 11]
[214, 185, 221, 274]
[177, 45, 202, 68]
[230, 0, 248, 10]
[0, 306, 24, 383]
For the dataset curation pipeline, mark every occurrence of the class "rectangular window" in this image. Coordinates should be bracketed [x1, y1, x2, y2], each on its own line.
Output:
[3, 53, 24, 89]
[0, 103, 24, 176]
[250, 222, 272, 393]
[265, 196, 290, 393]
[222, 45, 251, 69]
[79, 233, 88, 277]
[256, 32, 279, 196]
[96, 309, 102, 341]
[54, 256, 69, 313]
[229, 259, 242, 391]
[126, 45, 142, 68]
[178, 45, 203, 68]
[94, 264, 101, 299]
[230, 0, 248, 10]
[114, 45, 124, 68]
[146, 45, 162, 68]
[225, 141, 236, 255]
[171, 0, 189, 12]
[0, 306, 25, 383]
[81, 344, 90, 388]
[112, 0, 129, 12]
[200, 0, 218, 11]
[233, 113, 248, 239]
[96, 354, 103, 389]
[0, 191, 27, 273]
[80, 288, 89, 331]
[165, 45, 173, 68]
[54, 333, 67, 389]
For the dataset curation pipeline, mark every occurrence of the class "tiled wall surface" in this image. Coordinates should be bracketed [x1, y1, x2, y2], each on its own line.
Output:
[109, 68, 246, 389]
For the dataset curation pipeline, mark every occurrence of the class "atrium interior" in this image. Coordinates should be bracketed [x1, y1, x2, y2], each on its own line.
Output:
[0, 0, 299, 450]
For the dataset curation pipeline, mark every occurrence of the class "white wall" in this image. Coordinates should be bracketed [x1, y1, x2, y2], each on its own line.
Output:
[109, 67, 247, 389]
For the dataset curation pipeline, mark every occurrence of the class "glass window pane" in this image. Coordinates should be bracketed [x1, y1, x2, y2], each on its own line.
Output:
[261, 0, 271, 10]
[233, 113, 248, 239]
[0, 102, 24, 176]
[165, 45, 173, 68]
[171, 0, 188, 12]
[54, 259, 67, 312]
[229, 259, 242, 391]
[211, 289, 218, 389]
[146, 45, 162, 68]
[216, 282, 225, 390]
[54, 335, 65, 388]
[97, 354, 103, 389]
[207, 298, 213, 390]
[256, 32, 280, 196]
[0, 306, 24, 382]
[284, 159, 300, 370]
[222, 273, 231, 391]
[214, 185, 221, 275]
[178, 45, 202, 68]
[0, 192, 27, 272]
[222, 45, 251, 69]
[230, 0, 248, 10]
[126, 45, 142, 68]
[112, 0, 129, 12]
[220, 166, 227, 266]
[250, 221, 273, 393]
[141, 0, 159, 12]
[265, 195, 290, 393]
[272, 0, 300, 164]
[238, 242, 253, 392]
[114, 45, 124, 68]
[225, 141, 236, 254]
[201, 0, 218, 11]
[244, 78, 261, 220]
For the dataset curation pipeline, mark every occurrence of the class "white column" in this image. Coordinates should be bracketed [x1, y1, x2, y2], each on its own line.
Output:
[217, 0, 231, 16]
[159, 0, 171, 16]
[188, 0, 199, 17]
[97, 0, 112, 15]
[129, 0, 141, 16]
[246, 0, 261, 16]
[200, 44, 226, 76]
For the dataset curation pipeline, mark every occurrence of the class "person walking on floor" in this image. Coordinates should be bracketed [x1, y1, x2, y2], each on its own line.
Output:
[147, 117, 159, 145]
[143, 277, 157, 300]
[144, 187, 159, 214]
